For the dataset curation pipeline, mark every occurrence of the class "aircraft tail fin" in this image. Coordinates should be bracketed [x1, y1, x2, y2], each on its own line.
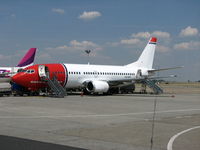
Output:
[17, 48, 37, 67]
[126, 37, 157, 69]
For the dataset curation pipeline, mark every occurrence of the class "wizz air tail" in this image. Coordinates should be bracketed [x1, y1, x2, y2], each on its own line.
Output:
[126, 37, 157, 69]
[0, 48, 37, 82]
[17, 48, 37, 67]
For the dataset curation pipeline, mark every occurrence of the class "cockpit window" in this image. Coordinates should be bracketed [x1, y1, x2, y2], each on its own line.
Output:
[26, 69, 35, 74]
[17, 69, 27, 73]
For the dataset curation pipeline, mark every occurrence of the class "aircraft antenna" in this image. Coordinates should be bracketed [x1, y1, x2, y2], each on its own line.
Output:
[85, 49, 91, 65]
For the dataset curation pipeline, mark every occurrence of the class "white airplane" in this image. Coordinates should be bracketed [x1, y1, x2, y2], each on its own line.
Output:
[11, 37, 180, 94]
[0, 48, 37, 83]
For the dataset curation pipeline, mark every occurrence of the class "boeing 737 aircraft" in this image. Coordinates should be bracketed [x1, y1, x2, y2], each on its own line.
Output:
[11, 38, 179, 95]
[0, 48, 37, 83]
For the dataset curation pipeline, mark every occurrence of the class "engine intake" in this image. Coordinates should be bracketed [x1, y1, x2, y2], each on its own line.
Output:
[86, 80, 109, 93]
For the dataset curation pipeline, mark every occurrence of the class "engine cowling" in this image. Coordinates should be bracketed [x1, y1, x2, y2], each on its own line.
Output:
[86, 80, 109, 93]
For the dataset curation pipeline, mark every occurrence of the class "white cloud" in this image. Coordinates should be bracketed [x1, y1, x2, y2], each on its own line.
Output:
[79, 11, 101, 20]
[52, 8, 65, 14]
[174, 41, 200, 50]
[37, 53, 52, 62]
[151, 31, 170, 38]
[46, 40, 101, 52]
[174, 42, 189, 49]
[70, 40, 97, 48]
[131, 31, 170, 39]
[120, 38, 141, 45]
[179, 26, 199, 37]
[107, 30, 171, 48]
[157, 45, 170, 53]
[131, 32, 151, 39]
[106, 42, 120, 47]
[118, 30, 170, 47]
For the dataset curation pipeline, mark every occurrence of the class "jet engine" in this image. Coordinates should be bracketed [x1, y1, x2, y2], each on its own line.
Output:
[86, 80, 109, 93]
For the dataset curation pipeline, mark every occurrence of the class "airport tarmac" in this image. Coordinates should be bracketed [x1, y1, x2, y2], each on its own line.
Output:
[0, 94, 200, 150]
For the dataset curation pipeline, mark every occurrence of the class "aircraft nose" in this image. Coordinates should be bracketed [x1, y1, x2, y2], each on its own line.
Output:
[12, 73, 30, 88]
[12, 74, 23, 85]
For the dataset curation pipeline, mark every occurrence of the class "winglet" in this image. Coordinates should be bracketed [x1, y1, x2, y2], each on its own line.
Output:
[17, 48, 37, 67]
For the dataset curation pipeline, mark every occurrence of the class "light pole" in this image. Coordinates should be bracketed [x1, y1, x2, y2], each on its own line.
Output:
[85, 49, 91, 65]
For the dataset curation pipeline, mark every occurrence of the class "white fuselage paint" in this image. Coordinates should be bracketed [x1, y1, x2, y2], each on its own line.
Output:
[0, 67, 20, 82]
[64, 63, 145, 88]
[54, 39, 156, 89]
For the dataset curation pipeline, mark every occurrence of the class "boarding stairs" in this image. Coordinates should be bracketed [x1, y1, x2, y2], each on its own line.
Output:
[143, 79, 163, 94]
[39, 65, 66, 98]
[46, 76, 66, 98]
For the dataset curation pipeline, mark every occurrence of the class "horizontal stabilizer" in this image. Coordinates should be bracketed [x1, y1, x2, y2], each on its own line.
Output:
[148, 66, 184, 73]
[147, 75, 177, 79]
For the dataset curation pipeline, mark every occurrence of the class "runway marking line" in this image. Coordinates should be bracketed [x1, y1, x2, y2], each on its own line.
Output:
[167, 126, 200, 150]
[0, 108, 200, 119]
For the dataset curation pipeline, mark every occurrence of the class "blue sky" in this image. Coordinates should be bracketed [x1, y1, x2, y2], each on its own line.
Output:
[0, 0, 200, 81]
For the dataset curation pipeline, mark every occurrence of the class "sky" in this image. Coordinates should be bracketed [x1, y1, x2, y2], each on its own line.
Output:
[0, 0, 200, 81]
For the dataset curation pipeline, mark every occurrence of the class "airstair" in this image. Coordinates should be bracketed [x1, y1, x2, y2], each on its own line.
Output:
[142, 79, 163, 94]
[136, 69, 163, 94]
[38, 65, 66, 98]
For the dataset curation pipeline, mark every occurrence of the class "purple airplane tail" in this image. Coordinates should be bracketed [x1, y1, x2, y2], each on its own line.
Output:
[17, 48, 37, 67]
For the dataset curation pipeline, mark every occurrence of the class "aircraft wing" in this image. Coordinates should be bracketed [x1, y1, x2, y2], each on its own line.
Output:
[82, 78, 134, 87]
[108, 80, 133, 87]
